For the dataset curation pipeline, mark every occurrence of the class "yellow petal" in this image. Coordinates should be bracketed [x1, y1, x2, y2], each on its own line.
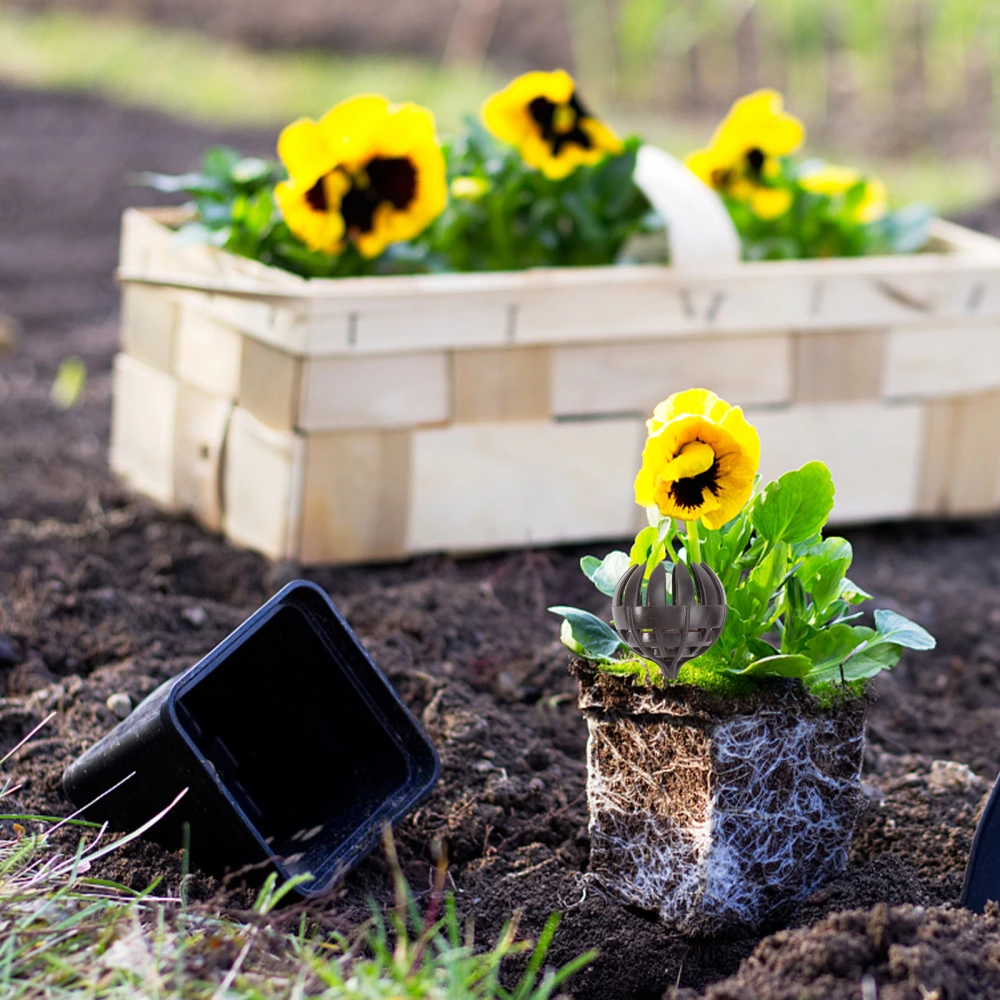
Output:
[277, 119, 332, 186]
[580, 116, 623, 156]
[658, 441, 716, 481]
[856, 176, 888, 222]
[647, 388, 721, 433]
[750, 185, 792, 219]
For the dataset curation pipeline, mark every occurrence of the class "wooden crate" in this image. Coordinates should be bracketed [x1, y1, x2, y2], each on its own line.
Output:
[111, 208, 1000, 563]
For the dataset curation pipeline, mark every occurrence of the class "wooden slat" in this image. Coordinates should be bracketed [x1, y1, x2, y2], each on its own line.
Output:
[120, 285, 178, 373]
[109, 353, 178, 506]
[749, 400, 926, 524]
[552, 334, 790, 417]
[121, 211, 1000, 358]
[174, 384, 232, 531]
[300, 352, 450, 431]
[918, 391, 1000, 515]
[452, 346, 551, 422]
[793, 329, 886, 403]
[299, 431, 411, 563]
[174, 309, 244, 398]
[222, 408, 306, 560]
[882, 324, 1000, 399]
[239, 338, 301, 431]
[406, 418, 644, 552]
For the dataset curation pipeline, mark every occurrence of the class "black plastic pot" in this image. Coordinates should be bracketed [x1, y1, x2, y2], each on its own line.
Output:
[963, 770, 1000, 912]
[62, 580, 439, 897]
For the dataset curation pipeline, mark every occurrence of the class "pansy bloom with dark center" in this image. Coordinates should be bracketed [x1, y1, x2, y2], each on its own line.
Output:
[481, 70, 623, 180]
[686, 90, 804, 220]
[275, 95, 447, 259]
[634, 388, 760, 529]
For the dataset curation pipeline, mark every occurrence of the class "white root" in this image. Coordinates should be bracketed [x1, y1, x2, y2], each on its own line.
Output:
[584, 708, 865, 934]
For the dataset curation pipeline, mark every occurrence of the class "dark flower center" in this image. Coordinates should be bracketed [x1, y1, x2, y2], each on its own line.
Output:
[528, 93, 593, 156]
[304, 156, 418, 234]
[669, 454, 721, 511]
[745, 147, 765, 177]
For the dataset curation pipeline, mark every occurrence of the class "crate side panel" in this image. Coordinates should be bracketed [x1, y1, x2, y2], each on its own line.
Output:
[239, 338, 301, 432]
[223, 409, 305, 560]
[937, 392, 1000, 516]
[109, 354, 178, 506]
[174, 384, 232, 532]
[299, 431, 411, 563]
[304, 298, 509, 355]
[175, 310, 244, 398]
[749, 401, 926, 523]
[452, 347, 551, 422]
[882, 325, 1000, 399]
[300, 352, 450, 431]
[120, 285, 178, 373]
[407, 419, 643, 552]
[793, 329, 886, 403]
[551, 335, 791, 417]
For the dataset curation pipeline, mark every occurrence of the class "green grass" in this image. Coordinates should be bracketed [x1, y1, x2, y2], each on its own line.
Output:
[0, 4, 993, 214]
[0, 821, 591, 998]
[0, 6, 502, 133]
[0, 721, 592, 998]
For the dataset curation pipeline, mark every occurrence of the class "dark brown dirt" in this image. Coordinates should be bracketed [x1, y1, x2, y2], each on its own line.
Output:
[3, 81, 1000, 998]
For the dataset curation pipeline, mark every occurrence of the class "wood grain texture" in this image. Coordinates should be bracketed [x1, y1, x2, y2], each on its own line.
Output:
[239, 338, 301, 431]
[918, 392, 1000, 514]
[222, 408, 305, 560]
[174, 384, 233, 532]
[883, 324, 1000, 399]
[406, 418, 644, 552]
[109, 353, 178, 507]
[299, 430, 411, 563]
[174, 309, 243, 398]
[300, 352, 450, 430]
[552, 335, 790, 417]
[749, 400, 926, 524]
[452, 346, 551, 422]
[793, 329, 886, 403]
[120, 285, 178, 373]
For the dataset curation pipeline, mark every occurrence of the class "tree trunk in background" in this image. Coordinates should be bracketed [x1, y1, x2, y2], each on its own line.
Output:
[443, 0, 504, 70]
[736, 6, 759, 97]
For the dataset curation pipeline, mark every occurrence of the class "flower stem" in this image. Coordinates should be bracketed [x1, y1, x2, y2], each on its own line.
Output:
[687, 518, 702, 564]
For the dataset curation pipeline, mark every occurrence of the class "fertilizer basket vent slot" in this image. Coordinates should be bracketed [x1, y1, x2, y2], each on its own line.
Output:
[611, 560, 727, 679]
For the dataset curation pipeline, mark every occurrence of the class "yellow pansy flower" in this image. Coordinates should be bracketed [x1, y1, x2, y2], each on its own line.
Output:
[635, 388, 760, 529]
[481, 70, 623, 180]
[686, 89, 804, 220]
[799, 164, 888, 223]
[275, 95, 447, 259]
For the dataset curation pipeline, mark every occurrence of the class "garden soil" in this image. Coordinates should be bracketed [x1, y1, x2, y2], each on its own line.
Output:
[4, 82, 1000, 998]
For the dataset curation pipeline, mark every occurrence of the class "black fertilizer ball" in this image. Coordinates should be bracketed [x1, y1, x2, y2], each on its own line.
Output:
[611, 559, 728, 680]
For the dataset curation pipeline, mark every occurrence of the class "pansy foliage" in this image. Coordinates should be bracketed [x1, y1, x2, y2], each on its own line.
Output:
[687, 89, 932, 260]
[551, 389, 935, 696]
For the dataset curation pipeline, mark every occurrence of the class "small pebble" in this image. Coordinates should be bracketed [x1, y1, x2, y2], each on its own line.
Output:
[0, 635, 23, 667]
[182, 606, 209, 628]
[106, 693, 132, 719]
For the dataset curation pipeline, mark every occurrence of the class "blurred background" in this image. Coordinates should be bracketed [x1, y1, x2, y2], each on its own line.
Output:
[3, 0, 1000, 220]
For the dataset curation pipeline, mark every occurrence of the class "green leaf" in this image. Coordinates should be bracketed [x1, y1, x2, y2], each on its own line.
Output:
[737, 654, 814, 678]
[548, 606, 626, 662]
[796, 537, 853, 615]
[805, 624, 872, 673]
[840, 577, 873, 604]
[581, 551, 631, 597]
[50, 356, 87, 409]
[231, 156, 274, 185]
[841, 641, 901, 681]
[751, 461, 836, 545]
[873, 609, 936, 650]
